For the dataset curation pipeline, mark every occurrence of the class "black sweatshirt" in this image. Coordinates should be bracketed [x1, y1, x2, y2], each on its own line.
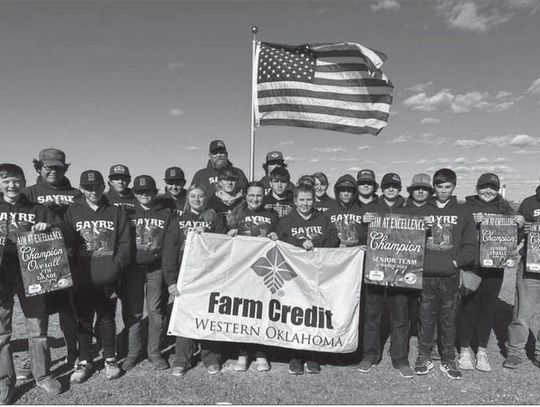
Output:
[276, 208, 340, 248]
[24, 176, 80, 218]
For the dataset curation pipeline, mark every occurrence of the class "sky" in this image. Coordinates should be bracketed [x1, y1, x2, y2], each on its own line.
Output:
[1, 0, 539, 201]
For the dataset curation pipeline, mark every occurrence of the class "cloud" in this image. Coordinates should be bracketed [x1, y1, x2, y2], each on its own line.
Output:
[386, 134, 411, 143]
[527, 78, 540, 94]
[370, 0, 400, 12]
[453, 164, 516, 174]
[454, 134, 540, 148]
[279, 140, 295, 145]
[184, 146, 201, 151]
[357, 145, 371, 150]
[312, 147, 346, 153]
[420, 117, 440, 124]
[435, 0, 539, 33]
[331, 157, 359, 162]
[414, 133, 447, 145]
[513, 149, 540, 155]
[403, 88, 519, 113]
[168, 62, 186, 72]
[406, 81, 433, 93]
[476, 157, 509, 163]
[309, 158, 320, 163]
[169, 108, 185, 116]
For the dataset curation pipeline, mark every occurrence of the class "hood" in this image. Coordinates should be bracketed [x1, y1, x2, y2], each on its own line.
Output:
[536, 185, 540, 200]
[36, 175, 73, 191]
[333, 174, 358, 209]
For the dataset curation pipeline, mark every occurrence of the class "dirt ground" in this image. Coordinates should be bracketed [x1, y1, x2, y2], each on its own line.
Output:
[9, 264, 540, 405]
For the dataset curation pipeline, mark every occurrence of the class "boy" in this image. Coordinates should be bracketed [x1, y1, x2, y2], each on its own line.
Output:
[259, 151, 293, 195]
[122, 175, 173, 371]
[0, 163, 62, 401]
[358, 173, 413, 379]
[159, 167, 187, 217]
[356, 169, 379, 207]
[414, 168, 476, 380]
[106, 164, 137, 216]
[263, 167, 294, 218]
[66, 170, 131, 383]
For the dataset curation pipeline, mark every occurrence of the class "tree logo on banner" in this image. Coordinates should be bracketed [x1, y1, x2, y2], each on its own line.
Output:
[251, 246, 297, 294]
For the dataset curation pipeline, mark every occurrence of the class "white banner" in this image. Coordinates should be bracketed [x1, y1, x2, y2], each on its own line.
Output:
[168, 232, 364, 353]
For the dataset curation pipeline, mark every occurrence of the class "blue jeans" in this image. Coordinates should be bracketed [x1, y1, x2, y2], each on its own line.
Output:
[122, 266, 168, 359]
[0, 262, 52, 386]
[506, 260, 540, 360]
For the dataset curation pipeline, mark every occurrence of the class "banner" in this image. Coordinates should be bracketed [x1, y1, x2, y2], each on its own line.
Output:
[479, 214, 517, 268]
[365, 214, 426, 289]
[526, 223, 540, 273]
[168, 232, 364, 353]
[16, 228, 72, 297]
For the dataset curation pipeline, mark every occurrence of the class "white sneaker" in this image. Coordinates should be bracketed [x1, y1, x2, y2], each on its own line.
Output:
[234, 355, 248, 372]
[457, 349, 475, 370]
[476, 351, 491, 372]
[256, 357, 270, 372]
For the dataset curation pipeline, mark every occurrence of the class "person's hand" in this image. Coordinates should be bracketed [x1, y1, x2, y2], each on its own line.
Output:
[267, 232, 278, 241]
[524, 222, 532, 234]
[227, 229, 238, 237]
[362, 213, 376, 224]
[514, 215, 525, 228]
[193, 226, 205, 234]
[302, 239, 314, 251]
[423, 216, 435, 228]
[168, 284, 180, 297]
[31, 222, 51, 233]
[473, 212, 484, 224]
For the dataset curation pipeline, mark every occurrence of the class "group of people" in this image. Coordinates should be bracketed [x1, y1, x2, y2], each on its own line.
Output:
[0, 139, 539, 403]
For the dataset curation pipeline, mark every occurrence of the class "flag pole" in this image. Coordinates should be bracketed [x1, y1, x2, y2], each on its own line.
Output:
[249, 26, 258, 182]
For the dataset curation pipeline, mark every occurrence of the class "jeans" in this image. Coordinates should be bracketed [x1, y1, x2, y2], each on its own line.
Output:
[362, 285, 410, 367]
[122, 266, 168, 359]
[418, 275, 459, 362]
[506, 260, 540, 360]
[73, 286, 117, 362]
[0, 262, 51, 386]
[458, 269, 503, 348]
[174, 337, 221, 368]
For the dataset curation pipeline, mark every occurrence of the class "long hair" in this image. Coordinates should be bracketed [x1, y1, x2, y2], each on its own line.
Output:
[184, 184, 218, 223]
[226, 181, 264, 229]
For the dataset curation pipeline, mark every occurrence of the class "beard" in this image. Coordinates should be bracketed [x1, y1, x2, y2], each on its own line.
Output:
[213, 157, 228, 169]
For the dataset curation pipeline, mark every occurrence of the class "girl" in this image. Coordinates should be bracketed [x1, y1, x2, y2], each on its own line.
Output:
[163, 185, 227, 376]
[227, 182, 279, 372]
[313, 172, 335, 213]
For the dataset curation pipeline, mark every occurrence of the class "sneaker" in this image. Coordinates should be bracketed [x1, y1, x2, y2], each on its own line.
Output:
[305, 360, 320, 374]
[36, 377, 62, 395]
[122, 355, 140, 371]
[288, 358, 304, 375]
[70, 361, 93, 384]
[234, 355, 248, 372]
[476, 351, 491, 372]
[414, 356, 434, 375]
[0, 383, 13, 405]
[357, 358, 376, 373]
[150, 355, 169, 370]
[105, 358, 121, 380]
[440, 361, 462, 380]
[397, 365, 414, 379]
[256, 357, 271, 372]
[172, 366, 188, 377]
[503, 354, 522, 369]
[16, 359, 32, 381]
[206, 363, 221, 375]
[457, 349, 475, 370]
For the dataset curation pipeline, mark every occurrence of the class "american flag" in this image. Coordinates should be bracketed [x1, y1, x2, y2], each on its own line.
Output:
[254, 42, 393, 136]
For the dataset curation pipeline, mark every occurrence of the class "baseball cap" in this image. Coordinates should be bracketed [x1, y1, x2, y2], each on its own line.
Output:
[476, 173, 500, 189]
[164, 167, 185, 182]
[357, 169, 376, 184]
[109, 164, 131, 178]
[407, 173, 433, 192]
[266, 151, 284, 164]
[80, 170, 104, 187]
[133, 175, 157, 192]
[209, 140, 227, 154]
[381, 173, 402, 189]
[335, 175, 357, 189]
[39, 148, 66, 167]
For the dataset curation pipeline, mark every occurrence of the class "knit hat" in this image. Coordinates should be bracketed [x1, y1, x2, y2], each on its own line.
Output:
[476, 173, 500, 190]
[80, 170, 104, 187]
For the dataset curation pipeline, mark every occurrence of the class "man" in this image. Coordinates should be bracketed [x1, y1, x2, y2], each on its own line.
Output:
[191, 140, 248, 196]
[259, 151, 293, 195]
[504, 180, 540, 369]
[356, 169, 379, 207]
[105, 164, 137, 215]
[414, 168, 477, 380]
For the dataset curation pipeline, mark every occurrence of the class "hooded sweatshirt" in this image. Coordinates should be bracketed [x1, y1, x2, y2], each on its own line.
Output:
[155, 190, 186, 217]
[260, 175, 294, 196]
[208, 190, 245, 217]
[359, 194, 406, 246]
[326, 174, 365, 247]
[191, 160, 249, 197]
[105, 187, 137, 216]
[314, 194, 335, 213]
[0, 194, 60, 267]
[130, 200, 174, 267]
[422, 196, 477, 277]
[25, 176, 80, 218]
[276, 208, 340, 249]
[162, 208, 228, 287]
[234, 205, 278, 237]
[66, 195, 131, 287]
[514, 186, 540, 258]
[263, 190, 295, 218]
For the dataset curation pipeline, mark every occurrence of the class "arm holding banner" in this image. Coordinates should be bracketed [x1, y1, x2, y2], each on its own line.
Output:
[162, 220, 184, 293]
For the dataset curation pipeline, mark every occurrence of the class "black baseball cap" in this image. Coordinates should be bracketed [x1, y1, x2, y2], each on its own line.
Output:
[164, 167, 185, 182]
[109, 164, 131, 178]
[209, 140, 227, 154]
[133, 175, 157, 192]
[381, 173, 402, 189]
[80, 170, 104, 187]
